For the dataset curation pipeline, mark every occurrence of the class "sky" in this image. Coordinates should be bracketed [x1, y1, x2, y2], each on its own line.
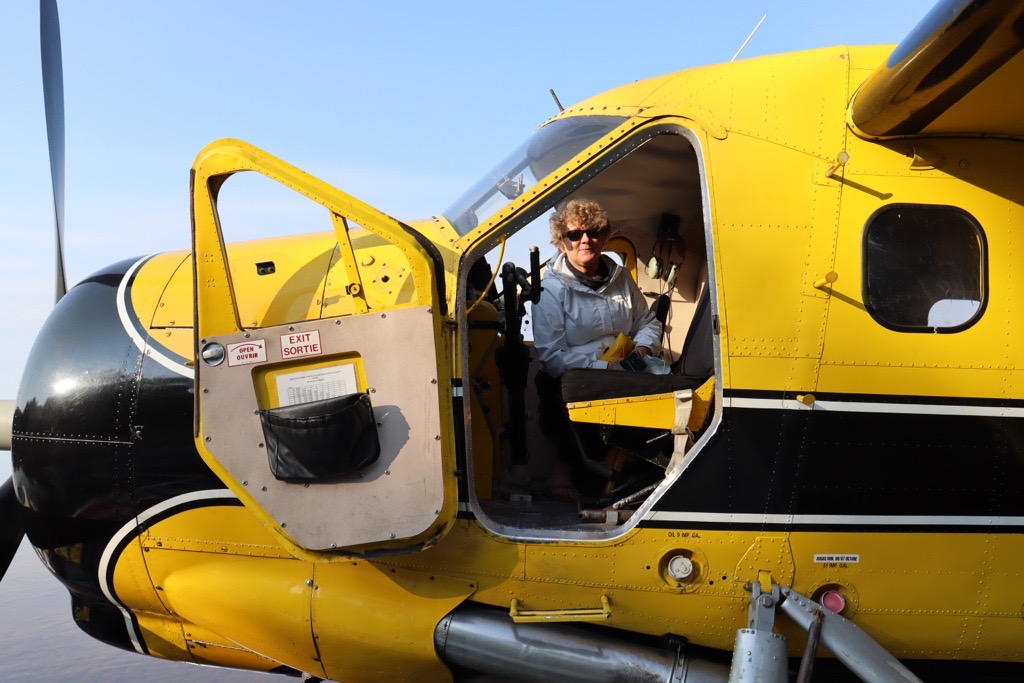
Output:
[0, 0, 946, 473]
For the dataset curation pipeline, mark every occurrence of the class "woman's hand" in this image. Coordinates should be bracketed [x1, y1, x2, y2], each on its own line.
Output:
[609, 346, 651, 371]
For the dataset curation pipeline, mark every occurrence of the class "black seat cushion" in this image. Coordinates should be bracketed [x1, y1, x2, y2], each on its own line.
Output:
[561, 368, 706, 403]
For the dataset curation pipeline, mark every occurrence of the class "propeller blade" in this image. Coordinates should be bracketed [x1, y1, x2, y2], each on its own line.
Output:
[40, 0, 67, 304]
[0, 400, 12, 451]
[0, 477, 25, 582]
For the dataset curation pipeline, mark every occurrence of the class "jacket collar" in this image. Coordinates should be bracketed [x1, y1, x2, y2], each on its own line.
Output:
[548, 252, 624, 293]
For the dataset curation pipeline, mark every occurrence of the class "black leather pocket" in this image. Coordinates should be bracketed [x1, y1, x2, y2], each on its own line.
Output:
[260, 393, 380, 482]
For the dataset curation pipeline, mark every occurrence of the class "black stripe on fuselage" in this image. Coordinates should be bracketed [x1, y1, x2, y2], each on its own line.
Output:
[649, 390, 1024, 529]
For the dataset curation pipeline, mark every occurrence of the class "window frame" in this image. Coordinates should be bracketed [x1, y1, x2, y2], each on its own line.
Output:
[861, 203, 988, 334]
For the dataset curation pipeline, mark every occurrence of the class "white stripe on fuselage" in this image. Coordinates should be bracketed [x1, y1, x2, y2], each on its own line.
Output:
[643, 510, 1024, 527]
[724, 395, 1024, 418]
[117, 256, 194, 379]
[98, 489, 237, 654]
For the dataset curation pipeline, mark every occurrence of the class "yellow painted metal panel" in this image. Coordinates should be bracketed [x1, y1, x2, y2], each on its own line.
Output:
[132, 251, 190, 328]
[820, 136, 1024, 399]
[711, 134, 841, 386]
[181, 626, 283, 672]
[637, 47, 855, 161]
[322, 225, 421, 314]
[131, 613, 192, 662]
[155, 554, 322, 675]
[786, 531, 1024, 659]
[689, 377, 716, 432]
[314, 562, 474, 682]
[110, 536, 193, 662]
[104, 506, 311, 672]
[134, 506, 322, 676]
[567, 392, 676, 429]
[726, 356, 821, 394]
[733, 536, 795, 590]
[225, 234, 335, 329]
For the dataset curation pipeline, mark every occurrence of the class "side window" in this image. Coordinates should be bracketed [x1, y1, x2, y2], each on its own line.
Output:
[863, 204, 986, 332]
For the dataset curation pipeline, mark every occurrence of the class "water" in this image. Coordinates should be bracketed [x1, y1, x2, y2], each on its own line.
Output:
[0, 540, 272, 682]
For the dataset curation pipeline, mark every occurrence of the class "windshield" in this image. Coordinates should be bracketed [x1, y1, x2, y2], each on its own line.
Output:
[443, 115, 627, 235]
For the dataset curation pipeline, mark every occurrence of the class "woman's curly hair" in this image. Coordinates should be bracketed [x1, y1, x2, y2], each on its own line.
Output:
[549, 198, 611, 245]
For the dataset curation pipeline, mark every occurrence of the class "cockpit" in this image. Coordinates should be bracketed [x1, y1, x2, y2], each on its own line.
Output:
[454, 115, 718, 540]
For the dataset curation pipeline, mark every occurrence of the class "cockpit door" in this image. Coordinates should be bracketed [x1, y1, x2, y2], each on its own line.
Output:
[191, 139, 454, 558]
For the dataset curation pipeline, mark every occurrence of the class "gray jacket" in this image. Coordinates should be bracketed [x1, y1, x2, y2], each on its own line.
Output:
[532, 253, 662, 377]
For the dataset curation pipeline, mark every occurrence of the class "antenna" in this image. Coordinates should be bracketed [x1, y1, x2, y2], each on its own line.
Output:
[732, 14, 767, 61]
[549, 88, 564, 112]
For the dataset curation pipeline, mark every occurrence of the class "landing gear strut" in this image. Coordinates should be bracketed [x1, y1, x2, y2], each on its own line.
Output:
[729, 583, 924, 683]
[728, 582, 787, 683]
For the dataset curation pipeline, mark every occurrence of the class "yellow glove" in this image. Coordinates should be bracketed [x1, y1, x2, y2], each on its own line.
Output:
[599, 332, 635, 362]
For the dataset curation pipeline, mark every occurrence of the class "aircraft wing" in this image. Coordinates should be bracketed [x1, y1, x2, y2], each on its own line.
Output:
[850, 0, 1024, 138]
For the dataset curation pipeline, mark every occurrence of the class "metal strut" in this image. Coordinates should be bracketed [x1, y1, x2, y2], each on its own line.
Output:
[779, 587, 923, 683]
[729, 582, 924, 683]
[728, 582, 788, 683]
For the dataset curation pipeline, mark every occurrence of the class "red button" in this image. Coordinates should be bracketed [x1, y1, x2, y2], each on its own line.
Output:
[820, 590, 846, 614]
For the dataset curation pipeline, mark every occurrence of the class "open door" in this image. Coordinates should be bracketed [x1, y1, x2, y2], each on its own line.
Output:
[191, 139, 455, 558]
[447, 118, 719, 536]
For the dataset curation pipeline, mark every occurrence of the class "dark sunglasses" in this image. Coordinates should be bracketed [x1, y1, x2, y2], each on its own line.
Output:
[563, 227, 609, 242]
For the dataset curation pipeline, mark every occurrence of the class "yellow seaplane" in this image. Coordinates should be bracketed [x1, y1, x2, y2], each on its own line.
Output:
[3, 0, 1024, 681]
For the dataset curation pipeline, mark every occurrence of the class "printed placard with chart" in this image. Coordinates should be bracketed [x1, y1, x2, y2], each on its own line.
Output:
[275, 364, 358, 406]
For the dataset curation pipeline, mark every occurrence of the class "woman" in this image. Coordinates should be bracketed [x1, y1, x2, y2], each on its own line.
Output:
[532, 198, 661, 377]
[530, 198, 662, 500]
